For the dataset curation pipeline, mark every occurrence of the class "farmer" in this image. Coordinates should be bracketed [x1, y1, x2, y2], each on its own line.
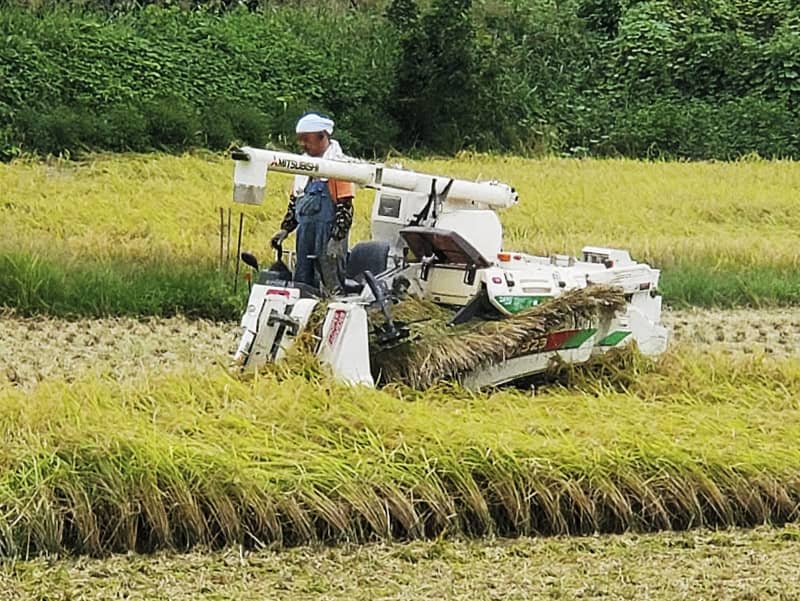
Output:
[270, 113, 354, 293]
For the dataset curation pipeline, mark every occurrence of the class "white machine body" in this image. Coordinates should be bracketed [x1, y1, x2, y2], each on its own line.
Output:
[231, 147, 668, 388]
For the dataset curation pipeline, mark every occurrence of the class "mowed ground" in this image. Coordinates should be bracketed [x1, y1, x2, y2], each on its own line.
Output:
[2, 307, 800, 389]
[4, 526, 800, 600]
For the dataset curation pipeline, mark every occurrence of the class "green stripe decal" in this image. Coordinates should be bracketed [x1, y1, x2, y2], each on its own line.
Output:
[495, 295, 550, 314]
[598, 331, 631, 346]
[560, 328, 597, 349]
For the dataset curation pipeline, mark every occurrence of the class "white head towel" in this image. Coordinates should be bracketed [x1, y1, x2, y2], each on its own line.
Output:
[295, 113, 334, 135]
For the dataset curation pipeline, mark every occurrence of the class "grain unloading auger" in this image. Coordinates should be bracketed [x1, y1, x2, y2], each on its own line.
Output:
[230, 146, 668, 389]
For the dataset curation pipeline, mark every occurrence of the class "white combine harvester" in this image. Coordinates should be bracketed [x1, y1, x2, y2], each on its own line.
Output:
[230, 146, 668, 389]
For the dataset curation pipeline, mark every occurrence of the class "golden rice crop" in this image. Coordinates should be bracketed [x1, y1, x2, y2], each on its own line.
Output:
[1, 152, 799, 267]
[1, 349, 799, 557]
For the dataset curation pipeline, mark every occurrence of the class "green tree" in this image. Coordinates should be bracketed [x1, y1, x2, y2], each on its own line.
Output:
[388, 0, 478, 151]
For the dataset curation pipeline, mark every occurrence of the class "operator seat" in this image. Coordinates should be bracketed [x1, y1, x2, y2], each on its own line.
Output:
[256, 256, 319, 298]
[343, 240, 390, 294]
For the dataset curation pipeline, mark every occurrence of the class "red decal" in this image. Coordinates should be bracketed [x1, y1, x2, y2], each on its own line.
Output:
[266, 288, 290, 297]
[327, 310, 347, 347]
[544, 329, 580, 351]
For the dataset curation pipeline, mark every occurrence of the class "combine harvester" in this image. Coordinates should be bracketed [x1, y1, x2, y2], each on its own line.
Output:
[230, 147, 668, 389]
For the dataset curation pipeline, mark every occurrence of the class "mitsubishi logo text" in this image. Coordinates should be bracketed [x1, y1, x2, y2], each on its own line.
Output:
[272, 158, 320, 172]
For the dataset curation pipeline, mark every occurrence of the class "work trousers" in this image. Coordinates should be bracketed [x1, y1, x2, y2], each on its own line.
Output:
[294, 180, 346, 293]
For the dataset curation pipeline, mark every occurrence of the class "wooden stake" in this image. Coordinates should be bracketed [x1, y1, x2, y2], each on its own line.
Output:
[226, 207, 232, 275]
[234, 212, 245, 293]
[219, 207, 224, 273]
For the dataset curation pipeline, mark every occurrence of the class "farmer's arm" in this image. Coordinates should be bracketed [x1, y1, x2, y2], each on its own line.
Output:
[328, 179, 355, 241]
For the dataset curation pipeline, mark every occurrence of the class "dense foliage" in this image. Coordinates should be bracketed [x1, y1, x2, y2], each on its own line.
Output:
[1, 0, 798, 159]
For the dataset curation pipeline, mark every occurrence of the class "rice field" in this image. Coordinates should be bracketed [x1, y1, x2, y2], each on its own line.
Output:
[2, 153, 800, 596]
[1, 339, 800, 557]
[3, 152, 799, 266]
[2, 153, 800, 315]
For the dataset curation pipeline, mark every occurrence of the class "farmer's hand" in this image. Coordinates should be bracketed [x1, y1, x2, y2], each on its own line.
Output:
[270, 229, 288, 249]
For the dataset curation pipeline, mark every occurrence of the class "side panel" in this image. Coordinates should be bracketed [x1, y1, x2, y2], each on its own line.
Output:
[235, 296, 289, 369]
[627, 300, 669, 355]
[590, 291, 668, 357]
[435, 210, 503, 261]
[317, 303, 375, 387]
[234, 284, 307, 368]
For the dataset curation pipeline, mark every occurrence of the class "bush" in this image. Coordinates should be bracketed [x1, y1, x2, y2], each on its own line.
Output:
[389, 0, 479, 152]
[585, 95, 800, 159]
[15, 105, 97, 156]
[713, 96, 800, 158]
[141, 96, 199, 150]
[99, 104, 151, 152]
[199, 101, 236, 150]
[229, 104, 270, 147]
[199, 100, 271, 150]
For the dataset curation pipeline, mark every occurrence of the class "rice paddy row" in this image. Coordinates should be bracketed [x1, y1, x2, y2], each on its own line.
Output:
[1, 347, 799, 557]
[4, 153, 799, 265]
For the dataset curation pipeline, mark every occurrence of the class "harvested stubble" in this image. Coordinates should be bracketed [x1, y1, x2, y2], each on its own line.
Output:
[7, 527, 800, 600]
[371, 285, 625, 388]
[1, 350, 800, 558]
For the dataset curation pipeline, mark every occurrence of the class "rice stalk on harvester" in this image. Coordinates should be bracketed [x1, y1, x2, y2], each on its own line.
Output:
[371, 285, 626, 388]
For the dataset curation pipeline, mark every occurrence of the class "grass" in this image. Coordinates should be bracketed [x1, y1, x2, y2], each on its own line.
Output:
[1, 348, 799, 557]
[1, 153, 799, 315]
[0, 250, 243, 319]
[659, 262, 800, 308]
[5, 526, 800, 600]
